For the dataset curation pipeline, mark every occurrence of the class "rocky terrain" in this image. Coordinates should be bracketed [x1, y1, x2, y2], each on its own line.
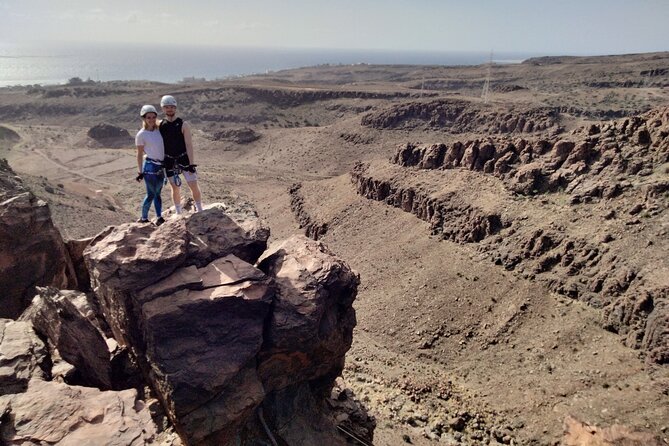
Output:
[0, 159, 373, 445]
[1, 51, 668, 445]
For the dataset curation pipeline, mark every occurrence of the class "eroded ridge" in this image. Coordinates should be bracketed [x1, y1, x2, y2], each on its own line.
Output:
[361, 99, 561, 134]
[351, 107, 669, 364]
[390, 107, 669, 199]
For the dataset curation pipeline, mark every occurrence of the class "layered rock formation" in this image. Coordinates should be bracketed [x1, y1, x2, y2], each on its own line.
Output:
[352, 162, 506, 243]
[289, 182, 329, 240]
[212, 128, 261, 144]
[0, 159, 77, 319]
[390, 107, 669, 198]
[20, 287, 113, 390]
[361, 99, 561, 134]
[352, 107, 669, 364]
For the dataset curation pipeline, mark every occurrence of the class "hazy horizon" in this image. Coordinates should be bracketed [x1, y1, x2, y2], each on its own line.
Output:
[1, 0, 668, 55]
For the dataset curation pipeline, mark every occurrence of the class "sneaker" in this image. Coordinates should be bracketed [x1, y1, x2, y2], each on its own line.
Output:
[137, 218, 150, 223]
[154, 217, 165, 226]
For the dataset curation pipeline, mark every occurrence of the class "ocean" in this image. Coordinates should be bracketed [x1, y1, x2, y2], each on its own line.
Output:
[0, 42, 537, 87]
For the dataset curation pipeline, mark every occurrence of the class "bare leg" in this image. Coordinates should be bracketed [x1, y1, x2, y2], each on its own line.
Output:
[168, 179, 182, 213]
[187, 180, 202, 203]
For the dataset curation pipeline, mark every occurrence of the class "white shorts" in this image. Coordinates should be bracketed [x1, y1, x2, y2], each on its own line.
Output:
[168, 170, 198, 184]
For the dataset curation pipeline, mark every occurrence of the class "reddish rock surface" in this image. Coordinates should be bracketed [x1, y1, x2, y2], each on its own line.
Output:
[0, 159, 77, 319]
[0, 379, 160, 445]
[257, 236, 359, 392]
[0, 319, 47, 395]
[84, 208, 364, 445]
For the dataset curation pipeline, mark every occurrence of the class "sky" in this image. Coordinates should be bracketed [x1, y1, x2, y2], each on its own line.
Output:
[1, 0, 668, 55]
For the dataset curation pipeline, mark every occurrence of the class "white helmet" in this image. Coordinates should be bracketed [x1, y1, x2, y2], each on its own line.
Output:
[140, 104, 158, 117]
[160, 95, 177, 107]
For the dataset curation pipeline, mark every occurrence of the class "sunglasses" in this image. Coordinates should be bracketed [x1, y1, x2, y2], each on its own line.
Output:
[144, 115, 157, 119]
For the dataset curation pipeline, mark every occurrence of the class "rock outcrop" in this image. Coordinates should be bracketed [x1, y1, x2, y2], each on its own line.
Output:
[87, 123, 133, 148]
[353, 107, 669, 364]
[83, 205, 364, 445]
[352, 162, 506, 243]
[289, 182, 329, 240]
[0, 313, 172, 445]
[0, 159, 77, 319]
[212, 128, 261, 144]
[0, 125, 20, 144]
[1, 379, 160, 445]
[390, 107, 669, 198]
[361, 99, 561, 134]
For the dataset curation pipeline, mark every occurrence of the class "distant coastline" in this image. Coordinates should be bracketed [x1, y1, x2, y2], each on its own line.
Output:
[0, 42, 541, 87]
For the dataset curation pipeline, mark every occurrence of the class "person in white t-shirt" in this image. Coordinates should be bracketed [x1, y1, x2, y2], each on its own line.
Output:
[135, 105, 165, 225]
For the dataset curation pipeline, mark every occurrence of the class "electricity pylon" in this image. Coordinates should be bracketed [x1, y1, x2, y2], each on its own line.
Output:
[481, 51, 493, 104]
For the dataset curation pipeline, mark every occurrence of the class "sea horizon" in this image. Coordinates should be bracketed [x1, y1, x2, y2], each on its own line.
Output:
[0, 42, 544, 88]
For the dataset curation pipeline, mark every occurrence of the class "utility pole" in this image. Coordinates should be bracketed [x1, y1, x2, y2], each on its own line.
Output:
[481, 50, 493, 104]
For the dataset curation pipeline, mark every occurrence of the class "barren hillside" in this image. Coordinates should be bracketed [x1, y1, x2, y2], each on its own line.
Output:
[1, 52, 668, 445]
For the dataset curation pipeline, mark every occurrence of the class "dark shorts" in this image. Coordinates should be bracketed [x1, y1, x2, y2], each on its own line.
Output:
[164, 153, 191, 178]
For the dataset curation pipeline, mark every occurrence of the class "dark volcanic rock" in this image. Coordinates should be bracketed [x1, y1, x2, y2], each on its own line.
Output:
[65, 237, 93, 291]
[84, 207, 363, 445]
[87, 123, 133, 148]
[0, 159, 77, 319]
[212, 128, 261, 144]
[389, 106, 669, 198]
[362, 99, 560, 134]
[0, 125, 20, 144]
[352, 162, 506, 243]
[289, 182, 329, 240]
[87, 123, 130, 140]
[257, 236, 358, 392]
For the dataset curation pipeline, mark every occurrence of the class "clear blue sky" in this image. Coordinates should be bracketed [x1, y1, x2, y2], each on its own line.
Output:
[1, 0, 667, 55]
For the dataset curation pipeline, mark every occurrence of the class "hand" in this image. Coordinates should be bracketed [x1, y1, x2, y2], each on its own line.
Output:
[135, 173, 144, 182]
[184, 164, 197, 173]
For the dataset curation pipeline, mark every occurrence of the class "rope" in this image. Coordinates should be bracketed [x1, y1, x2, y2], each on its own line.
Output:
[336, 425, 372, 446]
[258, 407, 279, 446]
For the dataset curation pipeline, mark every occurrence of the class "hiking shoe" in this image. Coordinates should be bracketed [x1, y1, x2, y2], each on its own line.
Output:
[137, 218, 150, 223]
[154, 217, 165, 226]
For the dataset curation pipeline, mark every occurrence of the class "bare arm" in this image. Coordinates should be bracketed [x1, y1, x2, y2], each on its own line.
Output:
[136, 145, 145, 174]
[183, 121, 194, 164]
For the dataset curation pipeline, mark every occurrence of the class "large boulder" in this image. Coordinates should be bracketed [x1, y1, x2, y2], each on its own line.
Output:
[257, 236, 358, 393]
[19, 287, 113, 389]
[0, 159, 77, 318]
[0, 319, 47, 395]
[139, 255, 274, 444]
[84, 207, 363, 445]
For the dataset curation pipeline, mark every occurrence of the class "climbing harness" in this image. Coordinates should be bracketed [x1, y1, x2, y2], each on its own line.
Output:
[163, 152, 190, 186]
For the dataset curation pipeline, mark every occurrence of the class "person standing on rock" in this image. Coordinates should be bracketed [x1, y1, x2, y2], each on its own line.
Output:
[158, 95, 203, 215]
[135, 105, 165, 226]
